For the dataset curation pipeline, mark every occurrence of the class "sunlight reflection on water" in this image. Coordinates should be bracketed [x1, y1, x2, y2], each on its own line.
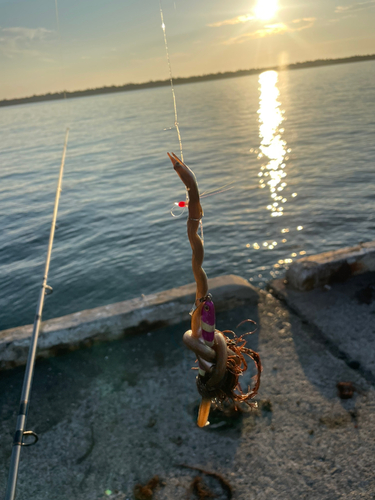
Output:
[258, 70, 289, 218]
[250, 70, 305, 279]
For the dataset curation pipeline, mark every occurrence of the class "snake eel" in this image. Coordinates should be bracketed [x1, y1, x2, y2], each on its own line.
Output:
[168, 152, 262, 427]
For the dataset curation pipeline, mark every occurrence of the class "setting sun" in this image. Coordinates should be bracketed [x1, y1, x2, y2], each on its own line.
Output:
[254, 0, 278, 21]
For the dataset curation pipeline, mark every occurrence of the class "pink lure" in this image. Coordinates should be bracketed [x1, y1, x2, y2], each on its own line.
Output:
[201, 299, 215, 345]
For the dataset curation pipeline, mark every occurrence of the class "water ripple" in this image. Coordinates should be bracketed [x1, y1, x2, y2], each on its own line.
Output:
[1, 62, 375, 329]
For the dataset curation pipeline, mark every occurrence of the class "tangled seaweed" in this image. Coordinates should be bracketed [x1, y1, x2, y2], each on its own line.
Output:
[196, 326, 262, 408]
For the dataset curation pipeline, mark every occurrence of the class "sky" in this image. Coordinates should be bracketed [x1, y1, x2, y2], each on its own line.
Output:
[1, 0, 375, 100]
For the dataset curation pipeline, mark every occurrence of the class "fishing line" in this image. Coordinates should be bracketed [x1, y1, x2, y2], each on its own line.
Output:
[170, 182, 235, 218]
[158, 6, 238, 224]
[159, 0, 184, 162]
[160, 3, 208, 247]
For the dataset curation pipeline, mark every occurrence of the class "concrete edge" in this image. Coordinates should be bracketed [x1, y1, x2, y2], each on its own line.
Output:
[0, 274, 259, 371]
[285, 241, 375, 291]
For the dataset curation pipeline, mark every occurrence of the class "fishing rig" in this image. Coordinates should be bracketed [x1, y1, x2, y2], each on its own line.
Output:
[4, 129, 69, 500]
[159, 7, 261, 426]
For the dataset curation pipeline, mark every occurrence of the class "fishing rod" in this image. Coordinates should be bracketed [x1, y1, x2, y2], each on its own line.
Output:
[4, 128, 69, 500]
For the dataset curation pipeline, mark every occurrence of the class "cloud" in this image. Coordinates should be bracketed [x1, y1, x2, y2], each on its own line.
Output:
[291, 17, 316, 29]
[0, 27, 53, 58]
[245, 23, 287, 39]
[2, 27, 52, 40]
[224, 18, 316, 44]
[208, 14, 255, 28]
[335, 1, 375, 12]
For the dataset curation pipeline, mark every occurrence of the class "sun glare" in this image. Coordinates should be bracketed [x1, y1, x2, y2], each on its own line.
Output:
[254, 0, 278, 21]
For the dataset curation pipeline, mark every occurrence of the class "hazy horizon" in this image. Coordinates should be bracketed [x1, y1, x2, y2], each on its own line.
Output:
[1, 0, 375, 100]
[1, 53, 374, 104]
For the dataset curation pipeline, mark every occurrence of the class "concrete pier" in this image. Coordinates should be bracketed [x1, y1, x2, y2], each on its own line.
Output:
[285, 241, 375, 291]
[0, 275, 257, 370]
[1, 251, 374, 500]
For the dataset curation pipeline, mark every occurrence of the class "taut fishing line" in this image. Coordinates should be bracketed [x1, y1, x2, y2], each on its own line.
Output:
[159, 5, 236, 233]
[159, 0, 184, 162]
[159, 1, 207, 242]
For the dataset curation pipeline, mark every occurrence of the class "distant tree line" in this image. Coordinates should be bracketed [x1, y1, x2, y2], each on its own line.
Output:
[1, 54, 374, 108]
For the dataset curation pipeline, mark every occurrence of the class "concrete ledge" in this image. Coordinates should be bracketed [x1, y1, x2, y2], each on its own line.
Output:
[285, 241, 375, 291]
[0, 274, 258, 371]
[268, 271, 375, 382]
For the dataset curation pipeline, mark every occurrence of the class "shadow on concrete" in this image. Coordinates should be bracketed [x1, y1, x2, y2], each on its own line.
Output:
[0, 304, 259, 500]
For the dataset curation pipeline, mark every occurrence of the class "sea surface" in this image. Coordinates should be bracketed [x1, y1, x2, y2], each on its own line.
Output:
[1, 61, 374, 330]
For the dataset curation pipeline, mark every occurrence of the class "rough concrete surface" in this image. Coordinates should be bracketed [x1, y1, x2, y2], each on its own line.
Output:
[0, 275, 258, 370]
[1, 288, 374, 500]
[269, 272, 375, 383]
[286, 241, 375, 291]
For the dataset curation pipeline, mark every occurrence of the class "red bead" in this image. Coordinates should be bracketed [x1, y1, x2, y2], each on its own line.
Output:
[178, 201, 186, 208]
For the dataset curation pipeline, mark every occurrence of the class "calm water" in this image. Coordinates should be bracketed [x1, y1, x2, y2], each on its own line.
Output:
[1, 61, 374, 330]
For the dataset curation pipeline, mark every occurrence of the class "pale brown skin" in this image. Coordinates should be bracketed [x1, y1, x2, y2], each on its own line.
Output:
[168, 152, 207, 318]
[168, 152, 228, 426]
[169, 152, 261, 427]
